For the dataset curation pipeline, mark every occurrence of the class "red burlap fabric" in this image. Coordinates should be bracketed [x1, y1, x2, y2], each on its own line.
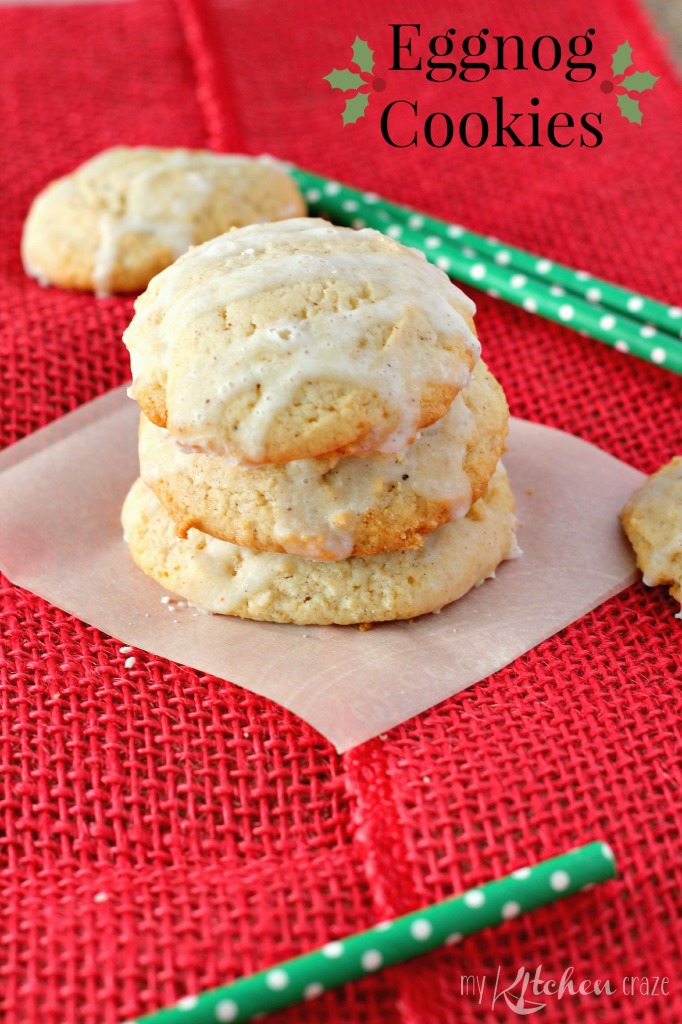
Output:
[1, 1, 681, 1021]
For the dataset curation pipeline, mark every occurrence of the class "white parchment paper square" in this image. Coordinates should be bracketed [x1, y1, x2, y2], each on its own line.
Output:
[0, 387, 644, 751]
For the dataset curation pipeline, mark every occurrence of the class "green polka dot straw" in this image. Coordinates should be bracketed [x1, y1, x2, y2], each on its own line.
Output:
[126, 842, 616, 1024]
[289, 166, 682, 375]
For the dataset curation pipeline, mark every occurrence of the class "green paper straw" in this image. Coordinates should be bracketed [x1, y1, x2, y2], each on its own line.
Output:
[126, 841, 616, 1024]
[289, 166, 682, 376]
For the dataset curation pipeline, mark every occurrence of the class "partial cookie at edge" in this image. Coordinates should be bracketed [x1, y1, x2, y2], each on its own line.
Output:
[620, 455, 682, 615]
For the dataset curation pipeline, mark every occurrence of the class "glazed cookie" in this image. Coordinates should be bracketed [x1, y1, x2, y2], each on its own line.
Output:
[124, 218, 480, 464]
[21, 147, 306, 295]
[620, 456, 682, 615]
[122, 464, 517, 626]
[139, 360, 509, 560]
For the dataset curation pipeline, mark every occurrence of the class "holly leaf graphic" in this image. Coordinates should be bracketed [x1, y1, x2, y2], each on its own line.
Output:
[352, 35, 374, 74]
[323, 67, 365, 91]
[342, 92, 370, 125]
[617, 93, 642, 124]
[620, 69, 659, 92]
[611, 40, 633, 76]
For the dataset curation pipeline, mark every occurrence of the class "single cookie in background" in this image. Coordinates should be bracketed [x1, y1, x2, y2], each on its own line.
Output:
[21, 146, 306, 295]
[138, 360, 509, 560]
[122, 464, 518, 626]
[124, 218, 480, 465]
[620, 456, 682, 617]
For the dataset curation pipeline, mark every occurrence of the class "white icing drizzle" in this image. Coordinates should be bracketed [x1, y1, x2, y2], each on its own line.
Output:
[32, 146, 290, 297]
[506, 535, 524, 560]
[197, 538, 299, 612]
[90, 150, 260, 296]
[642, 545, 682, 586]
[142, 382, 477, 560]
[128, 463, 514, 617]
[92, 213, 196, 298]
[642, 543, 682, 587]
[277, 203, 303, 218]
[126, 219, 479, 462]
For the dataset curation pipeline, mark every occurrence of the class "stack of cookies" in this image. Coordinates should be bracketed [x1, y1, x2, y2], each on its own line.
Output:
[122, 218, 518, 625]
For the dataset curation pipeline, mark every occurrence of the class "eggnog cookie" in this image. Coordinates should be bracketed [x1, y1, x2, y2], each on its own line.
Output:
[21, 147, 305, 295]
[124, 218, 480, 464]
[139, 360, 508, 560]
[620, 456, 682, 614]
[122, 464, 516, 626]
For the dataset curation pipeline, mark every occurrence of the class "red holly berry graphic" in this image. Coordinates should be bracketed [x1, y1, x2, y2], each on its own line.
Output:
[608, 41, 659, 124]
[323, 36, 375, 125]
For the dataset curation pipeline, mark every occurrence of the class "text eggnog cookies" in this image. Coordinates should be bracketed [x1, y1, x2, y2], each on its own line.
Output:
[21, 147, 306, 295]
[123, 218, 480, 464]
[122, 216, 518, 625]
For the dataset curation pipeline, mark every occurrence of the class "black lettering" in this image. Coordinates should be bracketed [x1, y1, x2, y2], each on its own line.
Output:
[548, 112, 574, 147]
[389, 24, 421, 71]
[567, 29, 596, 82]
[532, 35, 562, 71]
[579, 111, 603, 147]
[528, 97, 542, 146]
[492, 97, 525, 146]
[459, 112, 489, 147]
[493, 35, 526, 70]
[381, 100, 419, 147]
[424, 111, 454, 147]
[426, 29, 457, 83]
[460, 30, 490, 82]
